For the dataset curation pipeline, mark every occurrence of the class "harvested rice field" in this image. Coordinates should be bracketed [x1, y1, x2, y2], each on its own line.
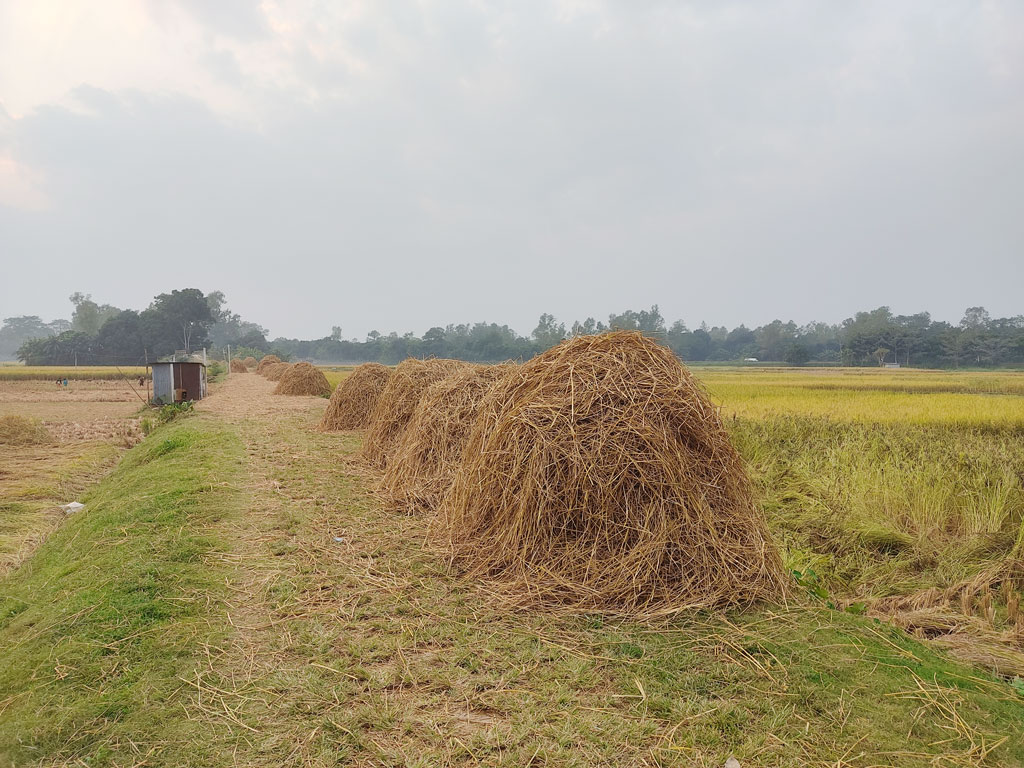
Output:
[2, 360, 1024, 767]
[0, 377, 145, 576]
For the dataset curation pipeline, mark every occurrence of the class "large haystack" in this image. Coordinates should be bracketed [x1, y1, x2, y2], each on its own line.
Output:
[263, 362, 291, 382]
[230, 359, 248, 373]
[242, 356, 258, 368]
[437, 332, 787, 613]
[362, 358, 467, 469]
[382, 363, 517, 512]
[319, 363, 392, 431]
[274, 362, 331, 396]
[256, 354, 282, 375]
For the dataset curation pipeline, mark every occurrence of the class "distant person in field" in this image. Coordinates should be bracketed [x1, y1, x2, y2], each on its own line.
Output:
[63, 377, 68, 388]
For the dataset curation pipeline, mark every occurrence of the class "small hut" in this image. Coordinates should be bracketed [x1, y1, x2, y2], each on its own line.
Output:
[150, 353, 208, 404]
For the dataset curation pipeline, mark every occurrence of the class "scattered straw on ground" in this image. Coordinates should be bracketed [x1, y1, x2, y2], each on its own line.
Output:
[381, 363, 516, 512]
[274, 362, 331, 397]
[256, 355, 282, 374]
[0, 414, 52, 445]
[319, 363, 392, 431]
[362, 358, 468, 469]
[436, 331, 788, 614]
[230, 359, 248, 373]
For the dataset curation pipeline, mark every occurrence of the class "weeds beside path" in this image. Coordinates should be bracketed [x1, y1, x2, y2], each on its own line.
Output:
[2, 374, 1023, 766]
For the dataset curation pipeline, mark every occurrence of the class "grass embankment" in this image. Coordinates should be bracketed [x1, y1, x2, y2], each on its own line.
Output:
[3, 389, 1024, 766]
[0, 366, 148, 381]
[0, 440, 120, 575]
[0, 417, 244, 765]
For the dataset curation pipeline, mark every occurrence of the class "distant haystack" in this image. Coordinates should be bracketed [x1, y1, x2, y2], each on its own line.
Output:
[381, 363, 516, 512]
[230, 359, 248, 373]
[274, 362, 331, 396]
[362, 358, 467, 469]
[264, 362, 291, 382]
[257, 355, 282, 374]
[319, 363, 392, 431]
[436, 332, 787, 613]
[242, 356, 258, 368]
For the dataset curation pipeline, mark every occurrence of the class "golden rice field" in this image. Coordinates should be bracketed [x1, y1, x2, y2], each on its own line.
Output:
[0, 364, 148, 381]
[698, 367, 1024, 426]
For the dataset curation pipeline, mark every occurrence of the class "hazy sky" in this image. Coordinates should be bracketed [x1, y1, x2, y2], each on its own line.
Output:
[1, 1, 1021, 340]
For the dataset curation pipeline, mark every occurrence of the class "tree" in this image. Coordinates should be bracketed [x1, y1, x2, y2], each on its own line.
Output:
[532, 313, 566, 349]
[607, 305, 666, 336]
[0, 316, 55, 360]
[873, 347, 889, 366]
[784, 343, 810, 366]
[139, 288, 215, 357]
[96, 310, 145, 363]
[70, 293, 120, 335]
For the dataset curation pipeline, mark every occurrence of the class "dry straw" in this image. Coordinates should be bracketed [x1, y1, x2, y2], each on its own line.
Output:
[382, 363, 516, 512]
[0, 415, 52, 446]
[274, 362, 332, 396]
[319, 363, 392, 431]
[362, 358, 468, 469]
[263, 362, 291, 382]
[242, 356, 258, 368]
[436, 332, 787, 614]
[256, 354, 282, 374]
[229, 359, 248, 373]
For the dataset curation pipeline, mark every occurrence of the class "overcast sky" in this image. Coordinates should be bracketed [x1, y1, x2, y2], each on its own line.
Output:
[1, 1, 1021, 340]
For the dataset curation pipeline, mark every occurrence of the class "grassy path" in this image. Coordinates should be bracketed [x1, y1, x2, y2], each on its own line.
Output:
[2, 375, 1024, 766]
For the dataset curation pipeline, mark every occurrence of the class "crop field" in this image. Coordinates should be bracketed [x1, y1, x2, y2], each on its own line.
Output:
[0, 377, 145, 577]
[1, 362, 1023, 766]
[0, 364, 149, 381]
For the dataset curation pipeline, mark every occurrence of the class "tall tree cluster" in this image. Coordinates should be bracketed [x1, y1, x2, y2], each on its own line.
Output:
[5, 294, 1023, 368]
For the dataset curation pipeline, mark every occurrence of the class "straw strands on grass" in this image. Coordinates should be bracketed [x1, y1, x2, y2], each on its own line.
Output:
[436, 332, 788, 614]
[274, 362, 332, 397]
[381, 363, 517, 512]
[319, 363, 392, 431]
[230, 359, 248, 373]
[263, 363, 291, 382]
[362, 358, 468, 469]
[256, 355, 282, 374]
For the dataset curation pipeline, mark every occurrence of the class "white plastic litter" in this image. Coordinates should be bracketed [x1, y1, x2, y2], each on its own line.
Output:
[61, 502, 86, 514]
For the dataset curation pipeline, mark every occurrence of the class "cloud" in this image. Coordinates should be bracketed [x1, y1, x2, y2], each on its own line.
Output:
[0, 0, 1022, 337]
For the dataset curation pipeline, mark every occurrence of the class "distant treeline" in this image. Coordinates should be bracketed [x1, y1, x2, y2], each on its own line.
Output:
[4, 290, 1022, 368]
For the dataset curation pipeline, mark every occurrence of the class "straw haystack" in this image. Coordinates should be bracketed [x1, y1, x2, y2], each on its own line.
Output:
[437, 332, 787, 613]
[256, 354, 282, 374]
[263, 362, 291, 382]
[319, 363, 392, 431]
[362, 358, 467, 468]
[230, 359, 248, 373]
[242, 356, 258, 368]
[382, 363, 516, 512]
[274, 362, 331, 396]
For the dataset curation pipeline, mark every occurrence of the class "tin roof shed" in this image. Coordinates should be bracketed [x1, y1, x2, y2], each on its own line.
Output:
[150, 357, 207, 404]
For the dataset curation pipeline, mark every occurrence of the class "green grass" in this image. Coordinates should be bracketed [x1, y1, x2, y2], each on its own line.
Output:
[3, 370, 1024, 765]
[0, 418, 245, 766]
